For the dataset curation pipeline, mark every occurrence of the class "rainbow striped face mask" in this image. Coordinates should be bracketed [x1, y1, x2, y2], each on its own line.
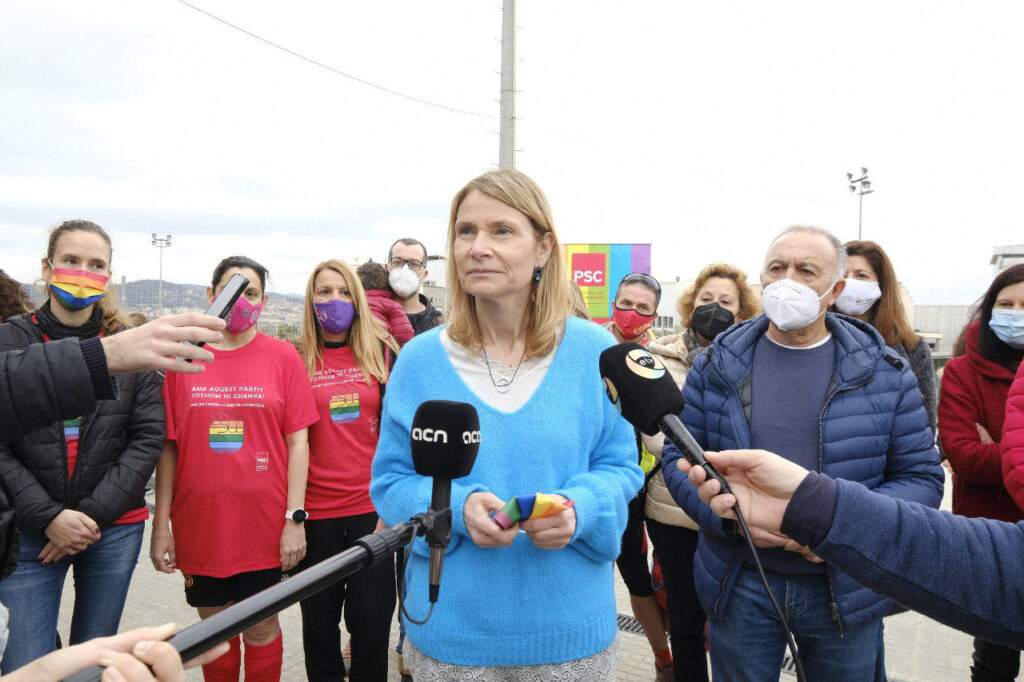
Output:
[48, 265, 109, 310]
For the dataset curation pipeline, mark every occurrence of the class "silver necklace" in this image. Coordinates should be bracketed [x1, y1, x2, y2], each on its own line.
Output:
[481, 346, 528, 393]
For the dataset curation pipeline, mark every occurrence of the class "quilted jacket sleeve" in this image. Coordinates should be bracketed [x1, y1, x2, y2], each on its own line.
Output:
[661, 354, 732, 539]
[0, 338, 98, 442]
[873, 361, 944, 507]
[1001, 364, 1024, 511]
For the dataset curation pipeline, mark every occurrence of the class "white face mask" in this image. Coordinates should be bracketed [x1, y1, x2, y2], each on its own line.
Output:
[762, 278, 833, 331]
[990, 309, 1024, 349]
[388, 265, 421, 298]
[834, 278, 882, 316]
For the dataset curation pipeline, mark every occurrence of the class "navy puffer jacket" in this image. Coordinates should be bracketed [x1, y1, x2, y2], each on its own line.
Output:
[662, 313, 943, 631]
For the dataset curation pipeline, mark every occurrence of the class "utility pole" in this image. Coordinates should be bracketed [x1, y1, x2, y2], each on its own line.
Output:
[498, 0, 516, 169]
[847, 168, 874, 240]
[151, 234, 172, 317]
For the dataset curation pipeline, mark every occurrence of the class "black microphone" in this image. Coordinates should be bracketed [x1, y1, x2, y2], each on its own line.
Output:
[410, 400, 480, 602]
[598, 343, 731, 495]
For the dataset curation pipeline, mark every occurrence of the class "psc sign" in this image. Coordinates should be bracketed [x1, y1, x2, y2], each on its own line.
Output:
[571, 253, 606, 287]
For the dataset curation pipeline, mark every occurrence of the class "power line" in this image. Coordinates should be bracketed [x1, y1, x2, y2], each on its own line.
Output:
[173, 0, 498, 119]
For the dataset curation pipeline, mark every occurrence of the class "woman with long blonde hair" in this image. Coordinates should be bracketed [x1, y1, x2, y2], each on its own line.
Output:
[371, 169, 641, 680]
[295, 259, 398, 681]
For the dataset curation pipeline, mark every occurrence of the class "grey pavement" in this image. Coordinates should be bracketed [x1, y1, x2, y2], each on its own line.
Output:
[55, 469, 985, 680]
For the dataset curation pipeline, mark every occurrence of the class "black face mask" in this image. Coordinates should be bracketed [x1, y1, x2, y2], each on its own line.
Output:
[692, 302, 735, 341]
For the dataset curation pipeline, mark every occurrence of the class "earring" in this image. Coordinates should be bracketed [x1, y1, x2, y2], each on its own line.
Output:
[534, 266, 543, 282]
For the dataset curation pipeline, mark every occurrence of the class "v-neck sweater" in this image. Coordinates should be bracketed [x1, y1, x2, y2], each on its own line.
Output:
[370, 317, 642, 666]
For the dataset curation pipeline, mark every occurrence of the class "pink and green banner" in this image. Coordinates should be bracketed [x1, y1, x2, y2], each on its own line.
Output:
[564, 243, 652, 322]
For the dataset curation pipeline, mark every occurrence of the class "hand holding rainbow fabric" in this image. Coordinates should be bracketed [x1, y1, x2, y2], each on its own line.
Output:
[48, 267, 109, 310]
[492, 492, 575, 530]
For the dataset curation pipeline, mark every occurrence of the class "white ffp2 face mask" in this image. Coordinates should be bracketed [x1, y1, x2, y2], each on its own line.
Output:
[762, 278, 832, 331]
[834, 278, 882, 316]
[388, 265, 421, 298]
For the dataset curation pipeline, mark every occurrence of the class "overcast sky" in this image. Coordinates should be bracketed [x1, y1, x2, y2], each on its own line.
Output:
[2, 1, 1021, 302]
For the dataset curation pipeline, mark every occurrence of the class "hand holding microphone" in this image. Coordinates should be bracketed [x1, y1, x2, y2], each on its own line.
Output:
[679, 448, 810, 535]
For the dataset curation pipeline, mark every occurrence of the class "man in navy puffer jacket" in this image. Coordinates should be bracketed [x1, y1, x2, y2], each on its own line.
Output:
[662, 226, 943, 681]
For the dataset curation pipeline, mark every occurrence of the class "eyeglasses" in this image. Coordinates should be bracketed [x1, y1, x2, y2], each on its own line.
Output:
[388, 257, 425, 272]
[620, 272, 661, 293]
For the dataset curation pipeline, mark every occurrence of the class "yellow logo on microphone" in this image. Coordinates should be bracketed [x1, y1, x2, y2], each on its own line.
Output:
[603, 377, 621, 413]
[625, 348, 666, 379]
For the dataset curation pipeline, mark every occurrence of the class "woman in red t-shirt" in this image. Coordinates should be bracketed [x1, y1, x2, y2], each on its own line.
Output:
[294, 258, 398, 682]
[150, 256, 318, 682]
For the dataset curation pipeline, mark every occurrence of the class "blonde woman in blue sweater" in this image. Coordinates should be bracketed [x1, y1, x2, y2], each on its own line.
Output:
[370, 169, 642, 681]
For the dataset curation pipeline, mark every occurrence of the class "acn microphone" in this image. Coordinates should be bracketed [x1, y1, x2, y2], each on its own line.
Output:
[410, 400, 480, 603]
[598, 343, 731, 495]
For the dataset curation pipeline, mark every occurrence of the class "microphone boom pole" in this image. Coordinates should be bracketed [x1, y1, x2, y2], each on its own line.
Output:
[62, 521, 420, 682]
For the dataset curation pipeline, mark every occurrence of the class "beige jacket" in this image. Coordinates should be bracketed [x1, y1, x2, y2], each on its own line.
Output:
[642, 331, 700, 529]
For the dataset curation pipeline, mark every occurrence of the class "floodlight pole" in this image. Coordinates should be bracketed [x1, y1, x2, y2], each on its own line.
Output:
[847, 168, 874, 240]
[498, 0, 516, 169]
[151, 234, 172, 317]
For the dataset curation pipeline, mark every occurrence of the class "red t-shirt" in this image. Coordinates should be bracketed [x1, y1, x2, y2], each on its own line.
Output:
[306, 345, 382, 520]
[163, 333, 318, 577]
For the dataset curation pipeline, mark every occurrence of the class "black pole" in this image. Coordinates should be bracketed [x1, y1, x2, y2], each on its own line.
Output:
[62, 521, 420, 682]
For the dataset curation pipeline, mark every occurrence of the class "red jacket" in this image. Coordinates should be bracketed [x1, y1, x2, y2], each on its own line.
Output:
[939, 321, 1022, 522]
[364, 289, 414, 346]
[1001, 361, 1024, 511]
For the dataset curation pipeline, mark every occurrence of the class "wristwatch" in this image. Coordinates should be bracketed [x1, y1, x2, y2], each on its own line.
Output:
[285, 509, 308, 524]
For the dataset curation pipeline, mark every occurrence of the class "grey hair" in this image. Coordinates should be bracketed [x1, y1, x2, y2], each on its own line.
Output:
[768, 225, 847, 283]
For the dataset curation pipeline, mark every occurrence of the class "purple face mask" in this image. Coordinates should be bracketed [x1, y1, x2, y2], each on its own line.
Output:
[225, 296, 263, 334]
[313, 299, 355, 334]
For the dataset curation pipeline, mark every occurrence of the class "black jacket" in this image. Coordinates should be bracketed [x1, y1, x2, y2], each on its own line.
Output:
[408, 293, 443, 336]
[0, 335, 114, 442]
[0, 315, 165, 534]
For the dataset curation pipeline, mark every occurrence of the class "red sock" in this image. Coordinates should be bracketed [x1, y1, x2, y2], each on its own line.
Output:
[654, 646, 673, 669]
[202, 636, 241, 682]
[243, 632, 283, 682]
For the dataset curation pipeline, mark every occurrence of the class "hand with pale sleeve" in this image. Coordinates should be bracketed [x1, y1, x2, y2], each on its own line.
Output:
[464, 492, 519, 548]
[677, 449, 811, 533]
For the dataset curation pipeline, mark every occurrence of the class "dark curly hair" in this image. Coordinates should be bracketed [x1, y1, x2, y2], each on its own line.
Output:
[0, 269, 31, 322]
[356, 260, 391, 292]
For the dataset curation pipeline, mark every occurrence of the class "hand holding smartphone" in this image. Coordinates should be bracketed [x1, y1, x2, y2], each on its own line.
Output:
[184, 273, 249, 361]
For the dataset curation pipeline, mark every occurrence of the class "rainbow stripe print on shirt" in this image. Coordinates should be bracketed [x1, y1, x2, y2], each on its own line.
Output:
[63, 417, 82, 441]
[209, 419, 244, 452]
[329, 393, 359, 424]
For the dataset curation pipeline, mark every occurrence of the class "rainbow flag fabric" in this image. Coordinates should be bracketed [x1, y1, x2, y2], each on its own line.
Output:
[49, 268, 108, 309]
[330, 393, 359, 424]
[492, 492, 575, 530]
[63, 417, 82, 441]
[209, 419, 244, 452]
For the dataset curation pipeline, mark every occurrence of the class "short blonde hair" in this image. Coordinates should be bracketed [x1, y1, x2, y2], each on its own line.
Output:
[299, 259, 398, 382]
[677, 262, 760, 328]
[445, 169, 570, 358]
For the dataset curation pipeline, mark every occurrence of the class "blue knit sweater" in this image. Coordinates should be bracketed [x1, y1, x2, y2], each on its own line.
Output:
[370, 318, 642, 666]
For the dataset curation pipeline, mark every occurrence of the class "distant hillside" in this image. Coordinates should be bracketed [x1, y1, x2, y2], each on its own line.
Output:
[26, 279, 307, 339]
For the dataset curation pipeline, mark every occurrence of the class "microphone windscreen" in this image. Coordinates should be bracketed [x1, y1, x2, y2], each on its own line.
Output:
[410, 400, 480, 479]
[599, 343, 684, 436]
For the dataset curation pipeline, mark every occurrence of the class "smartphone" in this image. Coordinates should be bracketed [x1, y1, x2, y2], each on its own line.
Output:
[184, 273, 250, 360]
